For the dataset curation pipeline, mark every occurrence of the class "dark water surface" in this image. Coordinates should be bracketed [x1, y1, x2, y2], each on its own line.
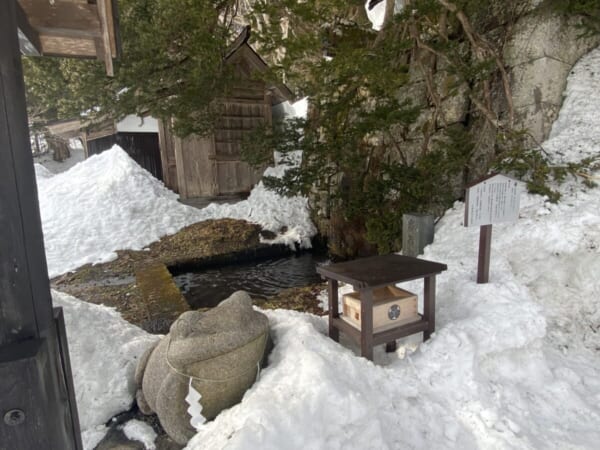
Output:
[173, 252, 328, 309]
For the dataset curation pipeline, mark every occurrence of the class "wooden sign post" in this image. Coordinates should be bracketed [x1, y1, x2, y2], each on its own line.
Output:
[464, 174, 522, 283]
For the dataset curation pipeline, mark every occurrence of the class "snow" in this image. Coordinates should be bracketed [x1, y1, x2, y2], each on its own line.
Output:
[39, 45, 600, 449]
[116, 115, 159, 133]
[37, 146, 203, 277]
[34, 146, 86, 174]
[52, 290, 160, 449]
[181, 47, 600, 449]
[544, 48, 600, 164]
[36, 145, 315, 278]
[122, 419, 158, 450]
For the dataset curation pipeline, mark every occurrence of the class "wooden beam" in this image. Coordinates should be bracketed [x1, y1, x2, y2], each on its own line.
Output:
[0, 2, 82, 448]
[1, 0, 52, 345]
[15, 1, 41, 55]
[39, 35, 97, 58]
[97, 0, 114, 76]
[18, 0, 101, 33]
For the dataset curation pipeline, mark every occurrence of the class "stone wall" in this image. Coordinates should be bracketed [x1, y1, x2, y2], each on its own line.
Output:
[315, 6, 600, 258]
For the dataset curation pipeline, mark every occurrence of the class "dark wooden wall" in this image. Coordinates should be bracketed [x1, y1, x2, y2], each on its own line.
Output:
[87, 132, 163, 181]
[1, 1, 81, 448]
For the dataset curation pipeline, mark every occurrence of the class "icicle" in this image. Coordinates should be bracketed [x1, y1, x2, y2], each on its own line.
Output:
[185, 378, 206, 430]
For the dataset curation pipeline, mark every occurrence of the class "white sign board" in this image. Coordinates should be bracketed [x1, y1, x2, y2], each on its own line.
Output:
[464, 174, 522, 227]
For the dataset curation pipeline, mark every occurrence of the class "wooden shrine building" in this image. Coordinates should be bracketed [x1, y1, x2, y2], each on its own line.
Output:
[159, 26, 294, 199]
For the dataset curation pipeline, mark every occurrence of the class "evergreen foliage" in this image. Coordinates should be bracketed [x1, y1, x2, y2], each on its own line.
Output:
[22, 0, 598, 256]
[546, 0, 600, 36]
[23, 0, 245, 136]
[243, 0, 596, 256]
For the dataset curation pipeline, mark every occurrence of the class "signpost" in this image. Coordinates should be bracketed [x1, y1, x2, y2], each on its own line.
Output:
[464, 174, 522, 283]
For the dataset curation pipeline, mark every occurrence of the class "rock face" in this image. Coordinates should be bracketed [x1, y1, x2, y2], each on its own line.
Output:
[316, 7, 600, 258]
[135, 291, 270, 445]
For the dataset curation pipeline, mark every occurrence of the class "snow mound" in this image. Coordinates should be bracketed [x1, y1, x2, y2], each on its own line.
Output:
[37, 145, 203, 277]
[545, 47, 600, 164]
[182, 46, 600, 450]
[52, 290, 159, 450]
[34, 163, 54, 179]
[37, 145, 316, 277]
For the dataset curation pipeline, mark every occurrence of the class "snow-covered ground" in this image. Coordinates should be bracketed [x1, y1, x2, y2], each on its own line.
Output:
[33, 145, 86, 174]
[36, 145, 315, 278]
[43, 46, 600, 450]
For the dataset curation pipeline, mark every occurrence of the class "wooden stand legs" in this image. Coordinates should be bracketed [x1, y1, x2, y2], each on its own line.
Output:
[359, 288, 374, 360]
[327, 279, 339, 342]
[423, 275, 436, 341]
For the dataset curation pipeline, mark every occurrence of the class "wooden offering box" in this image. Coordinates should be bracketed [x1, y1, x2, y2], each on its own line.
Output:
[342, 286, 419, 333]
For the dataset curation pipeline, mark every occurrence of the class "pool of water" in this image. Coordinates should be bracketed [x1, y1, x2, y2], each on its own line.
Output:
[172, 252, 328, 309]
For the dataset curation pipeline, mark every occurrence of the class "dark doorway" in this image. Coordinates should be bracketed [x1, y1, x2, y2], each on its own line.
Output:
[87, 132, 163, 181]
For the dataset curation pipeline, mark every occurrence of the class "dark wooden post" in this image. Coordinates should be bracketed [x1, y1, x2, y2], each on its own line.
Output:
[0, 1, 82, 448]
[359, 288, 374, 360]
[327, 279, 340, 342]
[423, 275, 436, 340]
[477, 224, 492, 284]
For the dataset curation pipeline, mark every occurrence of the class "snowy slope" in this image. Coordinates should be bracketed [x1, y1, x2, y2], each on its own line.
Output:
[48, 45, 600, 450]
[52, 290, 160, 450]
[36, 146, 315, 278]
[181, 48, 600, 450]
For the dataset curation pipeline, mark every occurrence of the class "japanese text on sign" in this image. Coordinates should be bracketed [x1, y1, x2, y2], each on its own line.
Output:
[464, 175, 521, 227]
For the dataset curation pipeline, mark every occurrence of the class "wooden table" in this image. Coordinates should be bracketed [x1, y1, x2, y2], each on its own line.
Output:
[317, 254, 447, 360]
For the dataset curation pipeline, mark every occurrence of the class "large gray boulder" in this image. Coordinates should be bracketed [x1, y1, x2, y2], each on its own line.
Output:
[135, 291, 270, 445]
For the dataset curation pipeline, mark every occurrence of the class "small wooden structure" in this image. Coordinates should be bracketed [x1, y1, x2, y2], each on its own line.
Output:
[1, 1, 119, 448]
[317, 254, 447, 361]
[342, 285, 419, 333]
[159, 27, 294, 198]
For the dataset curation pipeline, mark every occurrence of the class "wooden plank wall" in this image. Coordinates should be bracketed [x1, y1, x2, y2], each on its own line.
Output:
[158, 119, 179, 192]
[162, 52, 274, 199]
[212, 78, 270, 195]
[174, 133, 218, 198]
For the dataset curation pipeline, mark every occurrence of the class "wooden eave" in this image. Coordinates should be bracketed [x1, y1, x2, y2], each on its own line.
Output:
[17, 0, 120, 76]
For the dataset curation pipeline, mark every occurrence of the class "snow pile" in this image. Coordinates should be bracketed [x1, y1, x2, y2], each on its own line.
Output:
[544, 48, 600, 164]
[34, 163, 54, 179]
[195, 164, 316, 249]
[181, 48, 600, 449]
[37, 146, 204, 277]
[47, 45, 600, 450]
[186, 180, 600, 449]
[52, 290, 159, 449]
[37, 145, 315, 277]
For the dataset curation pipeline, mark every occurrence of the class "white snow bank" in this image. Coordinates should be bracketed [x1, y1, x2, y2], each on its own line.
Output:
[37, 145, 315, 278]
[195, 164, 316, 249]
[37, 146, 203, 277]
[183, 47, 600, 450]
[185, 181, 600, 450]
[545, 47, 600, 164]
[52, 290, 160, 450]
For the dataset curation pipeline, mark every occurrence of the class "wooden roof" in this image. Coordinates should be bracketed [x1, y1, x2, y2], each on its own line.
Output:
[225, 26, 294, 105]
[17, 0, 120, 75]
